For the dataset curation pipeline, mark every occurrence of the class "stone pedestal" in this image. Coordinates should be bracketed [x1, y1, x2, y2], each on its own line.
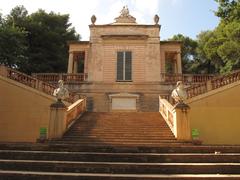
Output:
[173, 102, 191, 140]
[48, 100, 67, 140]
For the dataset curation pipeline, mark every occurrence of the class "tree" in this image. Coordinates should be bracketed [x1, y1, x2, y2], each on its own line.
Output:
[169, 34, 198, 73]
[188, 0, 240, 74]
[188, 31, 218, 74]
[198, 0, 240, 74]
[0, 12, 28, 68]
[215, 0, 240, 22]
[1, 6, 80, 74]
[21, 9, 80, 73]
[6, 5, 28, 28]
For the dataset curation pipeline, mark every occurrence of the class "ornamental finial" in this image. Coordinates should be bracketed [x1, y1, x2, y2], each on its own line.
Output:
[91, 15, 96, 25]
[154, 14, 159, 25]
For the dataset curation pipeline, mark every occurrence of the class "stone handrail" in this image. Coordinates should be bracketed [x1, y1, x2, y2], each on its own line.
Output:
[159, 96, 175, 135]
[48, 98, 86, 140]
[66, 98, 86, 128]
[0, 65, 76, 103]
[211, 70, 240, 90]
[32, 73, 88, 83]
[160, 73, 215, 83]
[185, 83, 208, 99]
[159, 96, 191, 140]
[185, 70, 240, 99]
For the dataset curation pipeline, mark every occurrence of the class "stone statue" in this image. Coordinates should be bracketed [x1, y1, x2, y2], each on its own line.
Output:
[91, 15, 96, 25]
[154, 14, 159, 24]
[114, 5, 136, 24]
[53, 80, 69, 101]
[171, 81, 187, 103]
[120, 6, 130, 17]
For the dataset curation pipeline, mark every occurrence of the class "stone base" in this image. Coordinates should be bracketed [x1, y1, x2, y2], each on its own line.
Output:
[66, 82, 174, 112]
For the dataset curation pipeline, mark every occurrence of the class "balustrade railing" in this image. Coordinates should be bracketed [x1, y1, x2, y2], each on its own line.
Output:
[211, 70, 240, 90]
[0, 65, 76, 103]
[160, 73, 215, 83]
[49, 96, 86, 140]
[185, 70, 240, 99]
[159, 96, 175, 135]
[185, 83, 208, 99]
[159, 96, 191, 140]
[66, 98, 86, 128]
[32, 73, 88, 83]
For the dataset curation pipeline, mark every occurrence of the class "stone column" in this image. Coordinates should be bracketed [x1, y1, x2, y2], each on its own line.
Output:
[67, 52, 74, 73]
[73, 60, 78, 73]
[176, 52, 182, 74]
[84, 50, 88, 74]
[48, 100, 67, 140]
[173, 103, 191, 141]
[0, 65, 8, 76]
[162, 51, 166, 73]
[160, 51, 166, 82]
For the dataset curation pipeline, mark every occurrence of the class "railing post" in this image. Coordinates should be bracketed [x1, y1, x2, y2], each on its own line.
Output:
[59, 74, 63, 81]
[206, 80, 213, 91]
[48, 100, 67, 140]
[0, 65, 8, 77]
[173, 103, 191, 141]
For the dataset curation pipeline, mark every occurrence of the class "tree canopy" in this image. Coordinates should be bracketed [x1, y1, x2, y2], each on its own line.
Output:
[0, 6, 79, 74]
[170, 0, 240, 74]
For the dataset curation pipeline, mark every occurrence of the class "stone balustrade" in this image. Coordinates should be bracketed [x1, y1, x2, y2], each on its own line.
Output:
[159, 96, 191, 140]
[32, 73, 88, 83]
[211, 70, 240, 90]
[66, 98, 86, 128]
[48, 98, 86, 140]
[33, 72, 213, 84]
[160, 73, 215, 84]
[185, 70, 240, 99]
[0, 65, 76, 103]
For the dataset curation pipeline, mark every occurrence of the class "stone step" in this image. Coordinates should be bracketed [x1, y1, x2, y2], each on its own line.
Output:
[67, 131, 172, 134]
[1, 170, 240, 180]
[54, 139, 180, 144]
[63, 133, 175, 140]
[66, 129, 174, 133]
[1, 150, 240, 163]
[2, 143, 240, 153]
[1, 159, 240, 174]
[60, 138, 176, 142]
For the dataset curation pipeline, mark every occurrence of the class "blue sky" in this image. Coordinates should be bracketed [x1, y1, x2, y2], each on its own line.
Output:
[0, 0, 219, 40]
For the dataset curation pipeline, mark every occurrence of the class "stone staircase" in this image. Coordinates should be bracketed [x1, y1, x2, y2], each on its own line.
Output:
[0, 112, 240, 179]
[60, 112, 181, 146]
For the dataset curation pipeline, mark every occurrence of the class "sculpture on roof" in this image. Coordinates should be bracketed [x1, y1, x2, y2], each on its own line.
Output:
[114, 6, 136, 24]
[120, 6, 130, 17]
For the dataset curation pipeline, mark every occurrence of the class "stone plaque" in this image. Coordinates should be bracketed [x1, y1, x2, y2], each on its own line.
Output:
[112, 98, 136, 110]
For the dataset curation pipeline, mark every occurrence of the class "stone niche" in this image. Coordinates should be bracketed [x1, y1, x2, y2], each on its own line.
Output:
[108, 93, 139, 111]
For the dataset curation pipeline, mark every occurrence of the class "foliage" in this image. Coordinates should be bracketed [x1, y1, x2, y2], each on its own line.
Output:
[169, 34, 198, 73]
[0, 6, 79, 74]
[215, 0, 240, 22]
[171, 0, 240, 74]
[0, 12, 28, 68]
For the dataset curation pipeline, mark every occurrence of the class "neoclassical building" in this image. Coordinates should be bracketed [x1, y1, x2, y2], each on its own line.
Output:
[66, 7, 182, 112]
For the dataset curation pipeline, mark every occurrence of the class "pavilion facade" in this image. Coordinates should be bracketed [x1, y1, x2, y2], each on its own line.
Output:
[66, 7, 182, 112]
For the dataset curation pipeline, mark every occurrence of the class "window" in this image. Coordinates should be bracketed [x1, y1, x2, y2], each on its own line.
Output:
[117, 51, 132, 81]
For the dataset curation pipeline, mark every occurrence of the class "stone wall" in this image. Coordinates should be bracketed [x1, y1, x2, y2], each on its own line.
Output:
[0, 76, 55, 142]
[67, 83, 173, 112]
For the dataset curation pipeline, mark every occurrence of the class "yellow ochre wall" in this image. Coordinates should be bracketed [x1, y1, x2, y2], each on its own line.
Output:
[0, 76, 55, 142]
[187, 81, 240, 144]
